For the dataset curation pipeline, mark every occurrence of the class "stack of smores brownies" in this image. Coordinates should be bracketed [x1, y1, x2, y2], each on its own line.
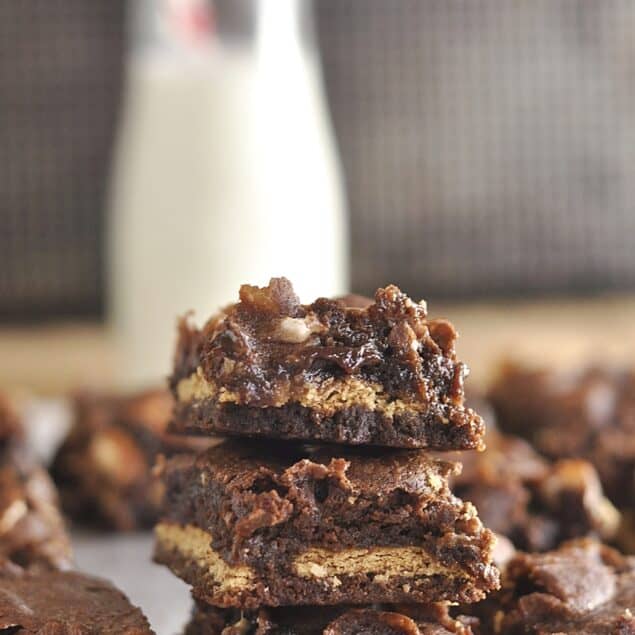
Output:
[153, 278, 500, 633]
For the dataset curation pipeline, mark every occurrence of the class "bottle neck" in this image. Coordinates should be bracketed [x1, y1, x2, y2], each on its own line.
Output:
[128, 0, 215, 58]
[128, 0, 316, 60]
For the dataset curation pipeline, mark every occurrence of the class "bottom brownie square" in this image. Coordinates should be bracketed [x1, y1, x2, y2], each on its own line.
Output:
[154, 440, 499, 607]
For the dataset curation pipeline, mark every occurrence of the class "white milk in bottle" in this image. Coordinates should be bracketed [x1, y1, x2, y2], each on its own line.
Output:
[108, 0, 348, 386]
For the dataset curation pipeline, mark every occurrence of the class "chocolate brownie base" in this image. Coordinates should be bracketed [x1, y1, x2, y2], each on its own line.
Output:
[171, 397, 483, 449]
[443, 430, 619, 552]
[51, 388, 218, 531]
[170, 278, 484, 450]
[0, 445, 72, 570]
[154, 440, 499, 607]
[184, 602, 478, 635]
[0, 562, 154, 633]
[483, 539, 635, 634]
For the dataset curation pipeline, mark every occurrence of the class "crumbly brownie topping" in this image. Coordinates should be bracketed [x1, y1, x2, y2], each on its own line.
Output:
[172, 278, 468, 409]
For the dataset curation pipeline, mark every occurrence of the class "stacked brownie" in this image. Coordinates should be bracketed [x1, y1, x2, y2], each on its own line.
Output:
[154, 278, 500, 633]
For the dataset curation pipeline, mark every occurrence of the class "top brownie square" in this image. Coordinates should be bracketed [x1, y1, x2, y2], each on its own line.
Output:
[170, 278, 484, 449]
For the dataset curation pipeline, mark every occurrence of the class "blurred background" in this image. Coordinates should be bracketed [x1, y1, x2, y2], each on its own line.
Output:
[3, 0, 635, 390]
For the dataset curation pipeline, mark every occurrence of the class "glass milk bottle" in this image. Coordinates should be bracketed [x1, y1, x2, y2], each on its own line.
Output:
[108, 0, 349, 387]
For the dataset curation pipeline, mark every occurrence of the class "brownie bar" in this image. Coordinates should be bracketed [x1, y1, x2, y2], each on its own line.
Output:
[154, 440, 499, 607]
[481, 539, 635, 634]
[184, 602, 478, 634]
[170, 278, 484, 449]
[443, 430, 620, 552]
[0, 561, 154, 633]
[489, 364, 635, 509]
[51, 388, 219, 530]
[0, 445, 72, 570]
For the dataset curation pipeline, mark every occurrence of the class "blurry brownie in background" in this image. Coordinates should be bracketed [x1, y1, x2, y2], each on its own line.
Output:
[170, 278, 485, 450]
[51, 388, 218, 531]
[480, 539, 635, 634]
[0, 395, 72, 569]
[489, 363, 635, 554]
[184, 602, 478, 635]
[489, 364, 635, 508]
[444, 429, 619, 553]
[0, 562, 154, 634]
[0, 446, 72, 570]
